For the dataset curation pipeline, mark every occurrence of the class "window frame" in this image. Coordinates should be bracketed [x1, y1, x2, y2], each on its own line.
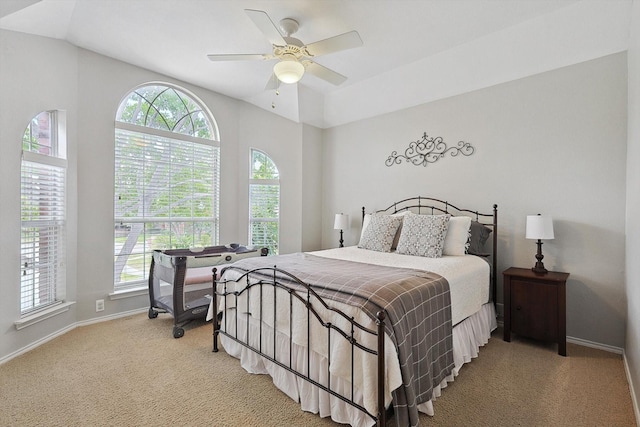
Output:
[113, 83, 220, 291]
[248, 148, 280, 255]
[20, 110, 67, 316]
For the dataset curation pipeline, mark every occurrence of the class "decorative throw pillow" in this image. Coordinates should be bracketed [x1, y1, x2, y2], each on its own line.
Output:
[396, 212, 450, 258]
[467, 220, 493, 255]
[442, 216, 472, 256]
[359, 213, 372, 242]
[357, 214, 402, 252]
[391, 211, 409, 250]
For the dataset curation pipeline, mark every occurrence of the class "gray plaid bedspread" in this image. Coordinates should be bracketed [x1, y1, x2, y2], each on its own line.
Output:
[225, 253, 454, 427]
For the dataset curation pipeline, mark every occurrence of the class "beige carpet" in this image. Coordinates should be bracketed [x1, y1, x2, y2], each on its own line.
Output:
[0, 313, 636, 427]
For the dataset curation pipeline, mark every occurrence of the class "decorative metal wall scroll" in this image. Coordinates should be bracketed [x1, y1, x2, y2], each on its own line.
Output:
[385, 131, 475, 167]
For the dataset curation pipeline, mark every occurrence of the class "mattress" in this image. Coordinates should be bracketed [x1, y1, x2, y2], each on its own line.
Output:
[310, 246, 490, 325]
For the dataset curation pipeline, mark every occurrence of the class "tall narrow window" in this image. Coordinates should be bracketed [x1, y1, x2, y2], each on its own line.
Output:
[114, 84, 219, 291]
[249, 149, 280, 255]
[21, 111, 67, 315]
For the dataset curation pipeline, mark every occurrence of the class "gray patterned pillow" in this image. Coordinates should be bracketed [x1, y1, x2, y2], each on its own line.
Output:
[357, 214, 403, 252]
[396, 212, 450, 258]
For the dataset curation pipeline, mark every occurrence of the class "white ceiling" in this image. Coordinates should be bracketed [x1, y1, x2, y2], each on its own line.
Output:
[0, 0, 633, 128]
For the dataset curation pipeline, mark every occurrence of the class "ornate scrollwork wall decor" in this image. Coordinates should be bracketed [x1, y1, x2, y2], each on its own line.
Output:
[385, 132, 475, 167]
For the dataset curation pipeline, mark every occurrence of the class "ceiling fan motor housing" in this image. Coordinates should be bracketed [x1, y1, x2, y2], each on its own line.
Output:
[274, 41, 306, 60]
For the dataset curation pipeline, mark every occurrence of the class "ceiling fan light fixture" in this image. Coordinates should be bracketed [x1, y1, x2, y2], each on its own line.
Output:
[273, 59, 304, 84]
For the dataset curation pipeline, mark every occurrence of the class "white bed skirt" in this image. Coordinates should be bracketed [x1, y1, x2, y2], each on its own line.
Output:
[219, 303, 497, 427]
[418, 302, 497, 417]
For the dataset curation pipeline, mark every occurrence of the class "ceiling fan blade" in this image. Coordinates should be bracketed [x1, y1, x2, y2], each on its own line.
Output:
[264, 73, 280, 91]
[303, 31, 363, 57]
[207, 53, 273, 61]
[245, 9, 287, 46]
[304, 61, 348, 86]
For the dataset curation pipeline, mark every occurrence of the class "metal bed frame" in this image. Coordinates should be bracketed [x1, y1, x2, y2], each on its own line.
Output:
[212, 197, 498, 426]
[213, 266, 389, 424]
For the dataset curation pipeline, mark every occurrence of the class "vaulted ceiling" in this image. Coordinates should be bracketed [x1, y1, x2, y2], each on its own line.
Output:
[0, 0, 632, 128]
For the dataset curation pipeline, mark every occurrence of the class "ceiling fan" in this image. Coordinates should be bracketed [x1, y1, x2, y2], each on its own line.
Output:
[207, 9, 363, 88]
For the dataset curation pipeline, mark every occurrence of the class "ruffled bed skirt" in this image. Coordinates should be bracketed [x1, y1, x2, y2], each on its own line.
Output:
[417, 302, 497, 416]
[220, 302, 497, 427]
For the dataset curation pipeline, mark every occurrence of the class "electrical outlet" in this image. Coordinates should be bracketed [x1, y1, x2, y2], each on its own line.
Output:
[96, 299, 105, 312]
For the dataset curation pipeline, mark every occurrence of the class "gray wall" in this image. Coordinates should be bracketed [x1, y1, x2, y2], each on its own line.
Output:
[625, 0, 640, 417]
[0, 31, 80, 356]
[0, 30, 321, 361]
[301, 124, 323, 252]
[322, 53, 628, 349]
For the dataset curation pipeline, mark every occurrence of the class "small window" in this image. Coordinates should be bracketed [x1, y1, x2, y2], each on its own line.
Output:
[21, 111, 67, 315]
[249, 149, 279, 255]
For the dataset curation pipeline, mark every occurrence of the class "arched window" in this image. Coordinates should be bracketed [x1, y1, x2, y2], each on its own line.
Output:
[114, 84, 219, 290]
[249, 149, 279, 255]
[21, 110, 67, 315]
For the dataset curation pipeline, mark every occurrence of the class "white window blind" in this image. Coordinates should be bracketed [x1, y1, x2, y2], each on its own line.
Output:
[20, 156, 66, 315]
[114, 84, 219, 291]
[114, 128, 219, 289]
[249, 149, 280, 255]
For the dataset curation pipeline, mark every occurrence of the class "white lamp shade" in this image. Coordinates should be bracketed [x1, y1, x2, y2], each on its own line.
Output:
[526, 215, 555, 240]
[334, 213, 349, 230]
[273, 60, 304, 84]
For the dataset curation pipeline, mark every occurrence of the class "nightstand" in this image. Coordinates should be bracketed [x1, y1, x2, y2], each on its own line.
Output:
[503, 267, 570, 356]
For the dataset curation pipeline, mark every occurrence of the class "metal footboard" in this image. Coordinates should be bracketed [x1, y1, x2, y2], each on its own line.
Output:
[212, 265, 388, 426]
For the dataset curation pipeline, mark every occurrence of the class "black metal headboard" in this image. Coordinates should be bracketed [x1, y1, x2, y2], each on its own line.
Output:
[362, 196, 498, 304]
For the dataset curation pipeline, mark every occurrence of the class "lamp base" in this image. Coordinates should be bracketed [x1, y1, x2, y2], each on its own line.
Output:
[531, 264, 548, 275]
[532, 239, 547, 274]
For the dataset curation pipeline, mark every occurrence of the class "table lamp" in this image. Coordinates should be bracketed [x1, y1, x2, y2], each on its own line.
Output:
[334, 213, 349, 248]
[526, 214, 554, 274]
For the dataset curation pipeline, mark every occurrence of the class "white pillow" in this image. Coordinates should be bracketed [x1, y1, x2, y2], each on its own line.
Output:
[442, 216, 472, 256]
[395, 212, 450, 258]
[358, 214, 403, 253]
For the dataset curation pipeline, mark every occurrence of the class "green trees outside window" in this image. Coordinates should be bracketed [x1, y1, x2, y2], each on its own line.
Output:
[249, 149, 280, 255]
[114, 84, 219, 289]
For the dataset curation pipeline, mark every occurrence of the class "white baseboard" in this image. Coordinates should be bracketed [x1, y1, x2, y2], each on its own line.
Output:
[0, 308, 147, 366]
[566, 335, 624, 354]
[0, 323, 77, 365]
[495, 310, 624, 355]
[74, 307, 147, 328]
[623, 350, 640, 427]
